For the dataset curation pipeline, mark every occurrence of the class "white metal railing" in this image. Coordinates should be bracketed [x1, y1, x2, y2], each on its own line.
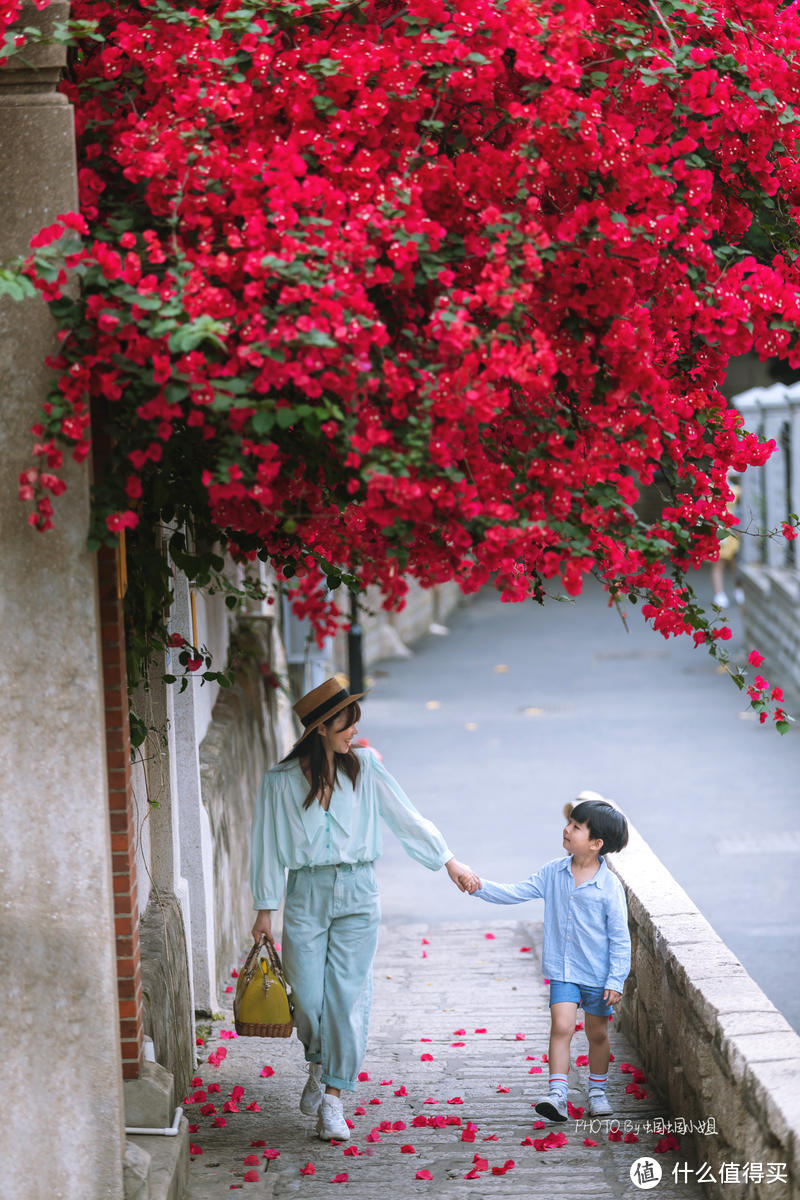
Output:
[732, 381, 800, 570]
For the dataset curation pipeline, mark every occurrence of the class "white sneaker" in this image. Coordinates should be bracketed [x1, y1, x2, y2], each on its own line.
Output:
[588, 1089, 613, 1117]
[300, 1062, 323, 1116]
[712, 591, 729, 609]
[534, 1093, 568, 1122]
[316, 1094, 350, 1141]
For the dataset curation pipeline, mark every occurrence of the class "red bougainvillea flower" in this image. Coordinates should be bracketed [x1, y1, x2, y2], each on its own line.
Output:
[420, 1053, 434, 1062]
[416, 1170, 433, 1181]
[654, 1134, 681, 1154]
[259, 1066, 274, 1078]
[9, 0, 799, 732]
[300, 1163, 315, 1176]
[243, 1171, 259, 1183]
[584, 1138, 598, 1147]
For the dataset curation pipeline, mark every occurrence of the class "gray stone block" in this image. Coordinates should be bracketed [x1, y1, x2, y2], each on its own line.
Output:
[124, 1060, 175, 1130]
[123, 1140, 151, 1200]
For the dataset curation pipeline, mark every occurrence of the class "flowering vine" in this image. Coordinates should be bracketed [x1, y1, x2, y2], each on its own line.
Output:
[5, 0, 800, 730]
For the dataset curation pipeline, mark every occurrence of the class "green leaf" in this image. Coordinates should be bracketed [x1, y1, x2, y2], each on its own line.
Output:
[252, 410, 275, 434]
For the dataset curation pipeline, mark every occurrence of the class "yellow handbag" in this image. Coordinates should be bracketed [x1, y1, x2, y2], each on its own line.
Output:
[234, 936, 293, 1037]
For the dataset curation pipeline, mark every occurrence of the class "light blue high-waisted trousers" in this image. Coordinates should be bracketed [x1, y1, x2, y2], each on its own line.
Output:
[281, 862, 380, 1091]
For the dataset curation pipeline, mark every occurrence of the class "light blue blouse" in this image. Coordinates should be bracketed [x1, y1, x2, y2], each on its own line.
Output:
[472, 855, 631, 992]
[250, 748, 452, 909]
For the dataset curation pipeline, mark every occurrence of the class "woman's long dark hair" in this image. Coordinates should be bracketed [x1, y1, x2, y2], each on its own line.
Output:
[282, 701, 362, 809]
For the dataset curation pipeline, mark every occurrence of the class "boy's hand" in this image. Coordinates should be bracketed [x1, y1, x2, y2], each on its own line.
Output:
[603, 988, 622, 1005]
[445, 857, 478, 892]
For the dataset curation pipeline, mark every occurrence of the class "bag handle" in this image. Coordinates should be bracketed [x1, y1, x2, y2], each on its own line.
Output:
[259, 936, 289, 992]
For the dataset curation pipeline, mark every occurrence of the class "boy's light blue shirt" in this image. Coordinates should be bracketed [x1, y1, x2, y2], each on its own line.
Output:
[473, 855, 631, 993]
[251, 747, 452, 909]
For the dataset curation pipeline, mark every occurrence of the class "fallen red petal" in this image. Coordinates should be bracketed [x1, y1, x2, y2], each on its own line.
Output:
[583, 1138, 598, 1147]
[415, 1170, 433, 1180]
[243, 1171, 259, 1182]
[300, 1163, 315, 1176]
[400, 1145, 416, 1154]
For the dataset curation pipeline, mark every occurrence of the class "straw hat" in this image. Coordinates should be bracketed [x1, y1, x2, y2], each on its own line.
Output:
[292, 677, 366, 747]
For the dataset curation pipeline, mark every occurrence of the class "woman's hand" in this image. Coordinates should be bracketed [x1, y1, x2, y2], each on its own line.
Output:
[446, 857, 480, 893]
[251, 910, 274, 943]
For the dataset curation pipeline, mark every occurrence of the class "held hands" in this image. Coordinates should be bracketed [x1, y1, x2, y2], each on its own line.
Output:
[251, 910, 274, 944]
[446, 857, 482, 894]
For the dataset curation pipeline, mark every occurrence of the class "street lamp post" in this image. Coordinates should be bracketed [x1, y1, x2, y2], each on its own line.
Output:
[348, 592, 364, 696]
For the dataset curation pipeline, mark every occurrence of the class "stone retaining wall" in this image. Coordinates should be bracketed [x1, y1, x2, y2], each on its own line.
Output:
[199, 617, 296, 998]
[611, 824, 800, 1200]
[740, 565, 800, 701]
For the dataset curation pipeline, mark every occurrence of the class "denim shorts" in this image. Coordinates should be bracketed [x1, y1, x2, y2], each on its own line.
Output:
[549, 979, 613, 1017]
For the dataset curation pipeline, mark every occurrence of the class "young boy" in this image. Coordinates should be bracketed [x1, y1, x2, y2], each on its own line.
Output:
[464, 794, 630, 1121]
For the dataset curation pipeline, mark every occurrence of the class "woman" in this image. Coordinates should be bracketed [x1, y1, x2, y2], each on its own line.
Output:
[250, 677, 476, 1141]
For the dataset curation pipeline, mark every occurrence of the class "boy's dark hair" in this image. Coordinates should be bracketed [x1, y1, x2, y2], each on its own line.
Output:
[569, 799, 629, 856]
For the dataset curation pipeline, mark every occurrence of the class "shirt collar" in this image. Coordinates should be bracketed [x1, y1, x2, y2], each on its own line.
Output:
[560, 854, 608, 887]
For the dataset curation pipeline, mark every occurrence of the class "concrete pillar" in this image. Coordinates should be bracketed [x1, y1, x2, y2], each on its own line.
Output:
[0, 3, 126, 1195]
[171, 569, 219, 1014]
[145, 660, 197, 1033]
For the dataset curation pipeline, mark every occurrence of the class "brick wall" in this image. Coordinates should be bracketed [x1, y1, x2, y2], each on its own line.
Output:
[97, 541, 144, 1080]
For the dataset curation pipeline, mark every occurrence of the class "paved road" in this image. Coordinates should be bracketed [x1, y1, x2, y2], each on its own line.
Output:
[183, 921, 704, 1197]
[361, 570, 800, 1033]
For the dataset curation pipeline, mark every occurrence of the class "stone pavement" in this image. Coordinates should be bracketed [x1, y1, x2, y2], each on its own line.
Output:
[185, 921, 704, 1198]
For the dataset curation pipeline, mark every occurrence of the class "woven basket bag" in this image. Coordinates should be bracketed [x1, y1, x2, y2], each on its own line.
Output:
[234, 936, 293, 1037]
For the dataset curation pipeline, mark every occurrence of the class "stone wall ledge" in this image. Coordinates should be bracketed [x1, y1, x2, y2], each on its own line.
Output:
[611, 822, 800, 1199]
